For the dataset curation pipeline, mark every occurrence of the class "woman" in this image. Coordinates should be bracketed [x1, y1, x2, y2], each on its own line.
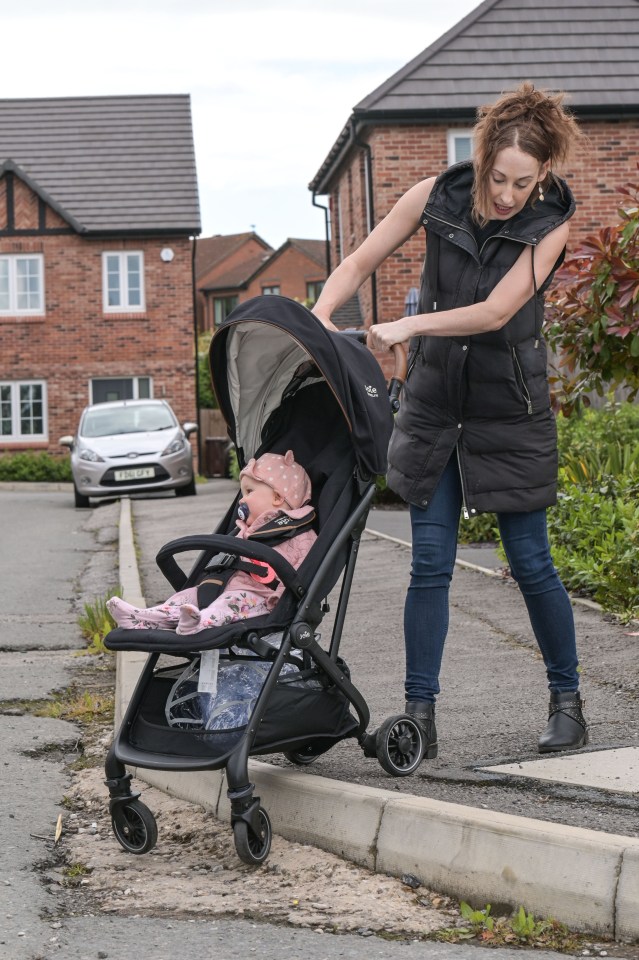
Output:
[313, 82, 587, 755]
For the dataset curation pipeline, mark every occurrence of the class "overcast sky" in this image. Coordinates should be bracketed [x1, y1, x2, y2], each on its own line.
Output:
[2, 0, 481, 247]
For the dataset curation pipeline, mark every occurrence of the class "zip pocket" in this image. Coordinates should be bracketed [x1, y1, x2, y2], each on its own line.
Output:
[512, 347, 533, 415]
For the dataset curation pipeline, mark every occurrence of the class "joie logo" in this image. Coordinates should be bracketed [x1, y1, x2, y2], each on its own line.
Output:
[365, 384, 379, 398]
[273, 515, 292, 526]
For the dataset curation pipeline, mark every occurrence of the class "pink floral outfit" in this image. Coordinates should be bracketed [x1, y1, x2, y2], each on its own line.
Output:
[107, 504, 316, 635]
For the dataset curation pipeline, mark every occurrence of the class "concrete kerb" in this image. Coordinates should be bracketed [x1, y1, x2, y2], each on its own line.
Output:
[113, 497, 639, 940]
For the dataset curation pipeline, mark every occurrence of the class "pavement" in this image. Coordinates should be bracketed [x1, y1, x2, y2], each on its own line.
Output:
[110, 480, 639, 941]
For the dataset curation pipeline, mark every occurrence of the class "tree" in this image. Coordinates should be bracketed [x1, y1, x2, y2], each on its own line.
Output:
[545, 170, 639, 408]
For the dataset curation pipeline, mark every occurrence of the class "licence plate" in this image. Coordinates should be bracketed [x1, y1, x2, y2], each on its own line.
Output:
[113, 466, 155, 482]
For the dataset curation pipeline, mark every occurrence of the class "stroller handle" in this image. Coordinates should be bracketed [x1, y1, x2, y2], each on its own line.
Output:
[340, 329, 407, 413]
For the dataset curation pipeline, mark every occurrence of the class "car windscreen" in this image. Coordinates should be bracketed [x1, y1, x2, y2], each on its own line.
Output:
[81, 406, 177, 438]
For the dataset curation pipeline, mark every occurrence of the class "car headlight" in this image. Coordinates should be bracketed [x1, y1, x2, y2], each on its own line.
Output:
[162, 436, 186, 456]
[78, 447, 104, 462]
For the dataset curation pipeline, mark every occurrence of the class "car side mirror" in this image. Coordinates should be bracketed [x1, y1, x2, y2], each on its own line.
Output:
[182, 422, 198, 437]
[59, 435, 74, 448]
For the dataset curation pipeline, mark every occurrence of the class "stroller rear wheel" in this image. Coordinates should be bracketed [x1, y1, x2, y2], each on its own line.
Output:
[111, 799, 158, 854]
[233, 807, 272, 865]
[375, 714, 424, 777]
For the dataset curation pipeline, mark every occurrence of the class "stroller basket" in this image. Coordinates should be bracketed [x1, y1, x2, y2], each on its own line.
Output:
[128, 653, 358, 763]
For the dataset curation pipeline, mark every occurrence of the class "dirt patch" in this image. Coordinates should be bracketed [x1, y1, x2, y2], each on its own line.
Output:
[58, 759, 456, 939]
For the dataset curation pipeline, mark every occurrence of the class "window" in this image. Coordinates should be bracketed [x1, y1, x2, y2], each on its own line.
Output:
[447, 130, 474, 166]
[0, 254, 44, 315]
[262, 285, 280, 296]
[0, 380, 47, 440]
[306, 281, 324, 305]
[102, 252, 145, 312]
[90, 377, 152, 404]
[213, 295, 239, 327]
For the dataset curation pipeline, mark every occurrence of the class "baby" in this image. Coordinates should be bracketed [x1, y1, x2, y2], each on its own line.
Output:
[107, 450, 316, 635]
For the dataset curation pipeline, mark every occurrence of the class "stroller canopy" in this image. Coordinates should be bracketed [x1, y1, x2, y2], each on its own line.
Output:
[209, 295, 394, 477]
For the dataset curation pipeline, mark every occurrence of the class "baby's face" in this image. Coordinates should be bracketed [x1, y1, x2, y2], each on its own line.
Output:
[239, 477, 278, 523]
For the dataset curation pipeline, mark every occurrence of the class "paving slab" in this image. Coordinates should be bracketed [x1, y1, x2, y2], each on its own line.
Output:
[483, 747, 639, 794]
[0, 648, 79, 701]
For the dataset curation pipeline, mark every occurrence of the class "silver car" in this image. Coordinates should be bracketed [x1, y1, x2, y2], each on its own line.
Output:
[60, 399, 198, 508]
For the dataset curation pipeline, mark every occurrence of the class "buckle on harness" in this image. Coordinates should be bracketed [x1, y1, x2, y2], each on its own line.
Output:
[247, 559, 278, 589]
[210, 552, 235, 570]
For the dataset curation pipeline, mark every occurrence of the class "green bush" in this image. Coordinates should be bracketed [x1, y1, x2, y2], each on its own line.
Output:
[549, 403, 639, 619]
[0, 451, 72, 482]
[549, 474, 639, 620]
[557, 402, 639, 461]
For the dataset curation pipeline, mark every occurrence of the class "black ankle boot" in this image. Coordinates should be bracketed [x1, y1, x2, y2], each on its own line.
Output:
[405, 701, 438, 759]
[538, 691, 588, 753]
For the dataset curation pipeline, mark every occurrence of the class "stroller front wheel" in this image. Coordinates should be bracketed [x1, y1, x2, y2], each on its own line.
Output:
[233, 807, 272, 865]
[111, 799, 158, 854]
[375, 714, 424, 777]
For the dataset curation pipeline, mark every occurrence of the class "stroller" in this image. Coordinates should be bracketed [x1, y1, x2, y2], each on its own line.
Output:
[103, 295, 426, 866]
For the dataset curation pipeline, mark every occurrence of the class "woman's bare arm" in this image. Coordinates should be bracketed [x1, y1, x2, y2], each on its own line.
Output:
[312, 178, 436, 329]
[367, 221, 570, 349]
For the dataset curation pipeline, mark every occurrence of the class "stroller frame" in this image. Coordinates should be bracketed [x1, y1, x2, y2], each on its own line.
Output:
[104, 297, 425, 865]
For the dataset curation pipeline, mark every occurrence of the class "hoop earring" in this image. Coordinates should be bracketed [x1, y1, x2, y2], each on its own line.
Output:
[538, 182, 545, 203]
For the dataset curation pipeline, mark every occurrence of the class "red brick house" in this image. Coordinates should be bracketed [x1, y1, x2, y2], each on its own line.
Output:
[196, 234, 330, 332]
[195, 231, 273, 331]
[0, 94, 200, 455]
[309, 0, 639, 327]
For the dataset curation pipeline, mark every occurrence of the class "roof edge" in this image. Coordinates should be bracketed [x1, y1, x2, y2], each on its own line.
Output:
[1, 159, 85, 232]
[355, 0, 500, 112]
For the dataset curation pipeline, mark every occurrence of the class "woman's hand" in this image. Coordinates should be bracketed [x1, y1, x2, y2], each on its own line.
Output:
[367, 318, 412, 351]
[311, 307, 339, 332]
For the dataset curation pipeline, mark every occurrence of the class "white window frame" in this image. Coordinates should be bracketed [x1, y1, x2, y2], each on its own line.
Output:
[0, 380, 48, 441]
[102, 251, 145, 313]
[0, 254, 45, 315]
[447, 129, 474, 166]
[261, 285, 280, 296]
[90, 376, 153, 404]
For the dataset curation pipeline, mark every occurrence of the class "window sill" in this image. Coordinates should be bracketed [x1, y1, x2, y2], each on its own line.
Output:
[102, 313, 150, 320]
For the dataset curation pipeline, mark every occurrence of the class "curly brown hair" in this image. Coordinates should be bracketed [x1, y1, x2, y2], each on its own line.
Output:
[471, 81, 582, 224]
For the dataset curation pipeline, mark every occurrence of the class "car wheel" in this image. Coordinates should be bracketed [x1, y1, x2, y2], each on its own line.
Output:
[175, 475, 197, 497]
[73, 484, 91, 508]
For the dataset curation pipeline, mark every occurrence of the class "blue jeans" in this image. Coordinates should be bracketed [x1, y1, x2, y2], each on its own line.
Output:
[404, 456, 580, 703]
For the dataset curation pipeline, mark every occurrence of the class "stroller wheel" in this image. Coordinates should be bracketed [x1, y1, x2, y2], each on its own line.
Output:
[284, 741, 329, 766]
[233, 807, 272, 865]
[111, 799, 158, 855]
[375, 714, 424, 777]
[284, 749, 317, 766]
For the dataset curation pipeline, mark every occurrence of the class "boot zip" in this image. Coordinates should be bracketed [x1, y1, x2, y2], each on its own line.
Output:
[512, 346, 533, 415]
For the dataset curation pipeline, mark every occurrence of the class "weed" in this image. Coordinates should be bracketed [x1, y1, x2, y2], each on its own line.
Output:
[77, 590, 120, 655]
[62, 862, 92, 886]
[34, 690, 114, 725]
[63, 862, 91, 878]
[435, 902, 580, 951]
